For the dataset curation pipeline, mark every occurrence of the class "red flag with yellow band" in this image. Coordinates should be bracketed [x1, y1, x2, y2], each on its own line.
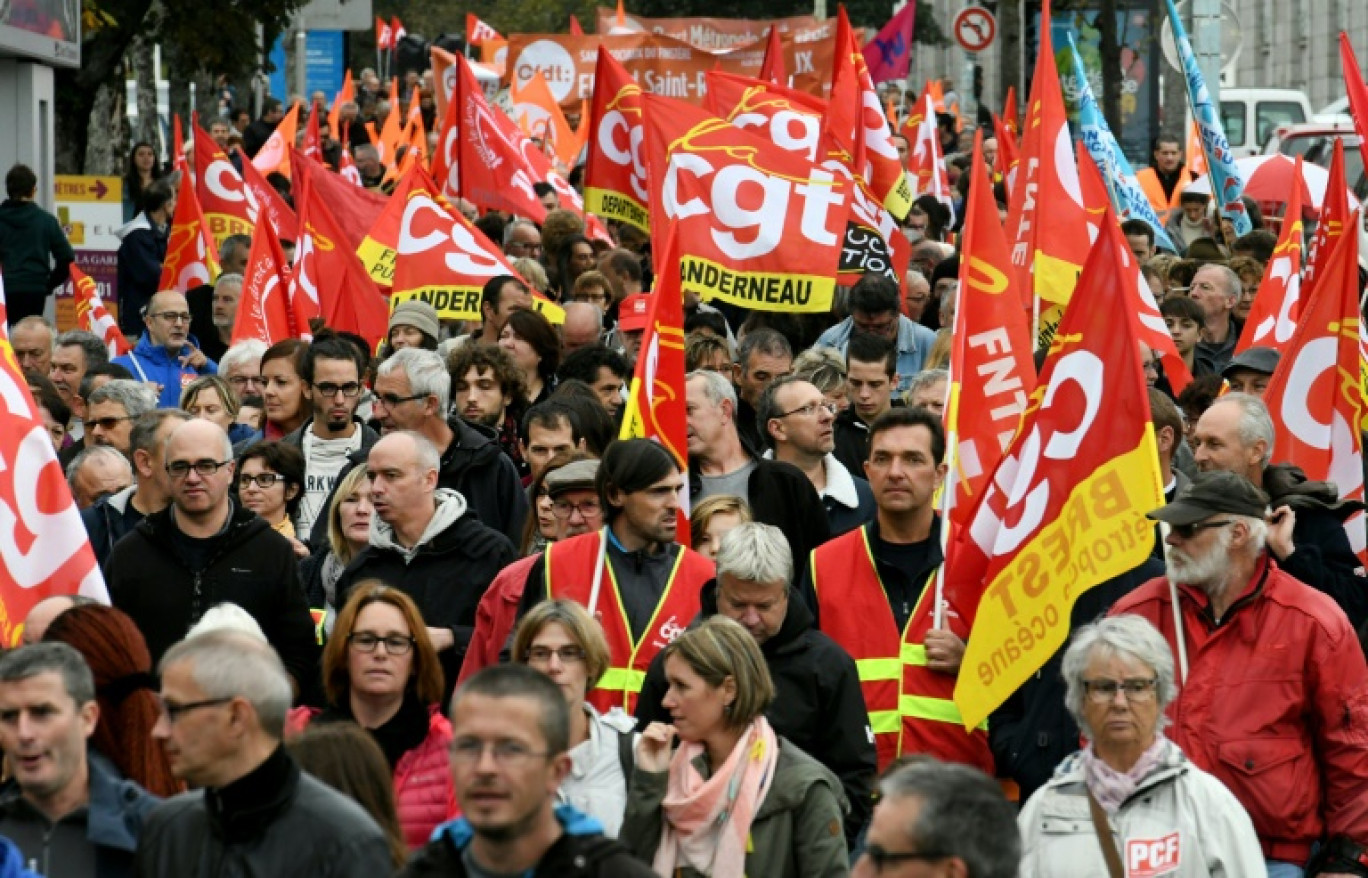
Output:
[585, 49, 650, 235]
[71, 266, 130, 357]
[948, 204, 1163, 730]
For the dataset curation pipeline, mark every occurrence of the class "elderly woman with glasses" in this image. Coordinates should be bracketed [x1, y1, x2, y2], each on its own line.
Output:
[287, 583, 457, 850]
[1017, 615, 1263, 877]
[512, 599, 636, 837]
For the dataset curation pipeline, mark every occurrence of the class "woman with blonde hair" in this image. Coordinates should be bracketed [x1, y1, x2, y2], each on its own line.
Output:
[299, 465, 373, 634]
[512, 599, 637, 837]
[689, 495, 752, 561]
[287, 583, 457, 849]
[624, 616, 848, 876]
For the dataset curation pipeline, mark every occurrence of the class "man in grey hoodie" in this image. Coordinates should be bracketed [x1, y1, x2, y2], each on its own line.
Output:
[334, 431, 516, 687]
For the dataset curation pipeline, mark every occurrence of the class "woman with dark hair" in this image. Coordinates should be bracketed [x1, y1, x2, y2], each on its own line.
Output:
[556, 233, 597, 299]
[499, 309, 559, 406]
[122, 141, 162, 222]
[235, 440, 306, 542]
[43, 604, 181, 797]
[258, 339, 312, 439]
[287, 583, 457, 850]
[286, 722, 408, 868]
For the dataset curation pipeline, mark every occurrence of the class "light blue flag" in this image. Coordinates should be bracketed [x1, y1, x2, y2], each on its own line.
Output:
[1163, 0, 1251, 236]
[1064, 35, 1180, 253]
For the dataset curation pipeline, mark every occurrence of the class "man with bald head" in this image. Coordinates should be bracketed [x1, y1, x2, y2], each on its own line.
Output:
[560, 302, 603, 358]
[112, 289, 218, 408]
[65, 444, 133, 509]
[106, 419, 317, 687]
[10, 316, 53, 376]
[335, 430, 515, 683]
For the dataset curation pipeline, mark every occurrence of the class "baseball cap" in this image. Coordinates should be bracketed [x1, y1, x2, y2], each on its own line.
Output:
[618, 293, 651, 332]
[1222, 346, 1280, 379]
[1147, 470, 1270, 527]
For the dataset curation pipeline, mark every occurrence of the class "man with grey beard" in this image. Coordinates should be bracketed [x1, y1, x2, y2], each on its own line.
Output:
[1108, 471, 1368, 877]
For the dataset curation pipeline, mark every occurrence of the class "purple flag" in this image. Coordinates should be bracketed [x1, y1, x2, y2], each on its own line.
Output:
[862, 2, 918, 83]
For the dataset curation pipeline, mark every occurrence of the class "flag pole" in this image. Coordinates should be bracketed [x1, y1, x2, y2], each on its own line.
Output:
[933, 376, 957, 631]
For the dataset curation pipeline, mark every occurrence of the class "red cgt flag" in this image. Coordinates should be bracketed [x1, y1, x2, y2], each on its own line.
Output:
[455, 54, 548, 222]
[1304, 137, 1349, 295]
[302, 106, 322, 164]
[944, 130, 1035, 536]
[640, 92, 851, 315]
[902, 86, 953, 215]
[585, 49, 649, 235]
[232, 215, 295, 345]
[158, 168, 220, 294]
[759, 25, 786, 84]
[1260, 209, 1366, 559]
[193, 126, 259, 250]
[238, 143, 298, 241]
[70, 266, 130, 357]
[0, 344, 109, 645]
[392, 179, 526, 322]
[291, 150, 387, 250]
[1340, 35, 1368, 162]
[294, 175, 390, 347]
[1236, 158, 1306, 354]
[948, 203, 1163, 729]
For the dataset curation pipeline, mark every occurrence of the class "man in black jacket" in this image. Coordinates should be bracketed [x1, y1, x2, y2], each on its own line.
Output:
[139, 630, 391, 877]
[0, 164, 73, 323]
[307, 348, 528, 548]
[82, 408, 187, 567]
[334, 431, 516, 687]
[1192, 393, 1368, 629]
[106, 419, 318, 691]
[115, 178, 175, 335]
[241, 97, 285, 159]
[634, 523, 875, 846]
[401, 665, 654, 878]
[685, 369, 830, 578]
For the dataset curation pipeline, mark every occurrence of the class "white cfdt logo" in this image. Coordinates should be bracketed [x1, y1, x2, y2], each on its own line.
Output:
[513, 40, 577, 104]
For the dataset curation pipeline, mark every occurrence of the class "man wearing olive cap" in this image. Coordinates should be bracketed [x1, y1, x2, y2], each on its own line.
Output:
[1109, 470, 1368, 877]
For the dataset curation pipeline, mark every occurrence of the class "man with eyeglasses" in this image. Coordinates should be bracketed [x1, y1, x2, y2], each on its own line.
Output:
[106, 419, 319, 692]
[84, 378, 157, 462]
[816, 273, 936, 395]
[501, 219, 543, 262]
[284, 335, 378, 537]
[759, 376, 875, 538]
[854, 759, 1018, 878]
[81, 409, 188, 567]
[1111, 470, 1368, 877]
[686, 370, 830, 579]
[401, 664, 654, 878]
[142, 630, 392, 877]
[334, 431, 516, 688]
[0, 643, 160, 875]
[112, 289, 218, 408]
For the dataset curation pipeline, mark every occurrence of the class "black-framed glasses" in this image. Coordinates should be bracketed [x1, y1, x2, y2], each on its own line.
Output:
[156, 695, 233, 723]
[374, 392, 426, 408]
[88, 415, 134, 431]
[774, 401, 838, 420]
[151, 311, 193, 323]
[1081, 677, 1159, 704]
[314, 382, 363, 398]
[1169, 519, 1234, 540]
[166, 459, 233, 479]
[238, 472, 286, 489]
[551, 499, 601, 520]
[347, 632, 415, 655]
[524, 645, 586, 664]
[861, 845, 948, 872]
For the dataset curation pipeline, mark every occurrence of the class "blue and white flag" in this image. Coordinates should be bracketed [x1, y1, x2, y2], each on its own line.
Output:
[1065, 35, 1180, 252]
[1163, 0, 1250, 236]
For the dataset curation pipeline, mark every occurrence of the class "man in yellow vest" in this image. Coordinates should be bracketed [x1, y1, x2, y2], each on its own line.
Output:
[1135, 134, 1198, 226]
[518, 439, 714, 715]
[800, 407, 993, 774]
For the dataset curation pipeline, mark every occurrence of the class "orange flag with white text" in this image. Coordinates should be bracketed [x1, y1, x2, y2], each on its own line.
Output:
[70, 266, 130, 356]
[1236, 161, 1306, 354]
[232, 215, 295, 345]
[1003, 0, 1090, 322]
[158, 169, 220, 294]
[948, 204, 1163, 730]
[944, 131, 1035, 534]
[1260, 209, 1366, 559]
[251, 102, 300, 179]
[0, 342, 108, 645]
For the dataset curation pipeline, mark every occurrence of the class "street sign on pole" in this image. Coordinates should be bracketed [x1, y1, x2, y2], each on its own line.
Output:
[953, 6, 996, 53]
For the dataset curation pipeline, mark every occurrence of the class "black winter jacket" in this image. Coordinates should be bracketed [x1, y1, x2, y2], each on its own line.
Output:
[988, 556, 1164, 802]
[1262, 462, 1368, 630]
[133, 747, 392, 878]
[106, 503, 319, 688]
[0, 198, 73, 302]
[635, 581, 876, 845]
[688, 455, 831, 582]
[307, 418, 527, 549]
[115, 215, 170, 334]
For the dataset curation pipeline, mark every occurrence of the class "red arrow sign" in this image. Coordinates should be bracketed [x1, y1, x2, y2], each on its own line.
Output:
[92, 180, 108, 199]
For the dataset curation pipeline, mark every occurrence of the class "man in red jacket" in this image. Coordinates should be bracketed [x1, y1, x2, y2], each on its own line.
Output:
[1110, 470, 1368, 877]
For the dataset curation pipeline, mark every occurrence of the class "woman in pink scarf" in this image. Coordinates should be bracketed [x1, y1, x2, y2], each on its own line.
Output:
[621, 617, 849, 877]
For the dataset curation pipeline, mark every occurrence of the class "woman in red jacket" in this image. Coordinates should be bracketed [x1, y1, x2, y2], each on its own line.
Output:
[288, 582, 457, 849]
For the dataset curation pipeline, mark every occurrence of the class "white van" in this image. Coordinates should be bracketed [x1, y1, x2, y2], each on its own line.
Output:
[1217, 88, 1313, 158]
